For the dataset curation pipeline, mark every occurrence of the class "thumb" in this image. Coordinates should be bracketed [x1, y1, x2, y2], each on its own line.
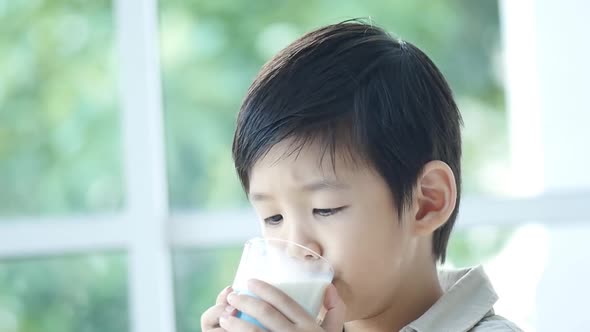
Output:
[321, 284, 346, 332]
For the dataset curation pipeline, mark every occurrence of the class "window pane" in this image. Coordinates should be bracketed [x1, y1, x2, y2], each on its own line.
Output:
[173, 246, 241, 332]
[160, 0, 507, 210]
[0, 253, 129, 332]
[0, 1, 122, 216]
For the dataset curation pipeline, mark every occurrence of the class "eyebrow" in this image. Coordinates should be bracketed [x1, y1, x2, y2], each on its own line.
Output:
[249, 179, 350, 202]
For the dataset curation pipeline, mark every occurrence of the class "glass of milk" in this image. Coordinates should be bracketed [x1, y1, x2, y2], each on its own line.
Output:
[231, 237, 334, 331]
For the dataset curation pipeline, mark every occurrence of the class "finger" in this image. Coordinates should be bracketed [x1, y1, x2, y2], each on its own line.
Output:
[206, 329, 227, 332]
[201, 304, 236, 330]
[246, 279, 311, 323]
[219, 315, 266, 332]
[226, 291, 293, 331]
[216, 286, 233, 305]
[321, 284, 346, 332]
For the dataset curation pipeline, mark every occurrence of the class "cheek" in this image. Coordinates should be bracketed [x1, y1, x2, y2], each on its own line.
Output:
[327, 214, 408, 318]
[334, 244, 404, 320]
[337, 231, 405, 284]
[327, 202, 406, 270]
[336, 205, 406, 257]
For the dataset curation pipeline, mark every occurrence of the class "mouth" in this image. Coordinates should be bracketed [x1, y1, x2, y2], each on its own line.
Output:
[330, 277, 349, 301]
[330, 278, 341, 292]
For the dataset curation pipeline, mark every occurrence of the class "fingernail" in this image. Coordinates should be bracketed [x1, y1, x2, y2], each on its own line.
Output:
[225, 305, 235, 313]
[227, 292, 237, 303]
[219, 316, 227, 326]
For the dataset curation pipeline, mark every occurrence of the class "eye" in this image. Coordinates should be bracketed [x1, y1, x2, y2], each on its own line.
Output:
[264, 214, 283, 226]
[313, 206, 347, 217]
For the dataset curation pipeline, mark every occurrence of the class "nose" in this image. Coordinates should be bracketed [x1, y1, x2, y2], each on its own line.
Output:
[278, 215, 323, 259]
[286, 240, 322, 260]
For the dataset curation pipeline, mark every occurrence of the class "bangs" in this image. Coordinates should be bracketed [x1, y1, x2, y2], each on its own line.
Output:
[234, 106, 370, 192]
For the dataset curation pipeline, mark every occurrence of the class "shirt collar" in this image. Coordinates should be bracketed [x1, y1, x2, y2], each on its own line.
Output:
[403, 265, 498, 332]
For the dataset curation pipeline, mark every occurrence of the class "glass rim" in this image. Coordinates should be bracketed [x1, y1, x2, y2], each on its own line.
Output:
[245, 237, 334, 274]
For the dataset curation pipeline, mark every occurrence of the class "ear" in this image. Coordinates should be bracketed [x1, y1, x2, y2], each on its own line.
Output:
[411, 160, 457, 236]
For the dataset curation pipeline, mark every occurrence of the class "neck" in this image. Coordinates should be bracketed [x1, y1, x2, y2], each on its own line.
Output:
[343, 262, 443, 332]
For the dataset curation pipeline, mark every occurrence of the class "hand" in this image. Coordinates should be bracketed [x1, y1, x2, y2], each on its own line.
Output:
[201, 286, 235, 332]
[219, 279, 346, 332]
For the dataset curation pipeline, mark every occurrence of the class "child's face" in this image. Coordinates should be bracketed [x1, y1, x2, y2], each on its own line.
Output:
[248, 139, 425, 321]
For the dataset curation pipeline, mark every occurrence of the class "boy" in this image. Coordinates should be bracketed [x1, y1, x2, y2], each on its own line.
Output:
[201, 20, 522, 332]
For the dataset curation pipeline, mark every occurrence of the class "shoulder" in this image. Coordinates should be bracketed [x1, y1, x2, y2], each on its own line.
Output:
[469, 314, 524, 332]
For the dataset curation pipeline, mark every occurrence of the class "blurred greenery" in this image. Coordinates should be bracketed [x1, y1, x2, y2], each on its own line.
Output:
[0, 0, 512, 331]
[447, 226, 514, 268]
[0, 0, 122, 217]
[0, 254, 128, 332]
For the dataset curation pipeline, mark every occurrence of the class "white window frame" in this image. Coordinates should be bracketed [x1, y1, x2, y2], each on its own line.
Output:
[1, 1, 589, 332]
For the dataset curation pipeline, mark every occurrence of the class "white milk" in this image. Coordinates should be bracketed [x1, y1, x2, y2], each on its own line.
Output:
[235, 279, 330, 317]
[271, 279, 331, 316]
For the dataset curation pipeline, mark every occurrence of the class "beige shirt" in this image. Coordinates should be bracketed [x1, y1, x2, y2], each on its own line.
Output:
[400, 265, 523, 332]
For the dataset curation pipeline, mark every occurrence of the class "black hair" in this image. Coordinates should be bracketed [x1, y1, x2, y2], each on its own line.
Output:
[232, 20, 462, 263]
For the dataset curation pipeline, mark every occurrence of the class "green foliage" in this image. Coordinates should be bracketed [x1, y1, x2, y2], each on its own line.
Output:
[0, 254, 128, 332]
[0, 0, 121, 216]
[447, 226, 514, 268]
